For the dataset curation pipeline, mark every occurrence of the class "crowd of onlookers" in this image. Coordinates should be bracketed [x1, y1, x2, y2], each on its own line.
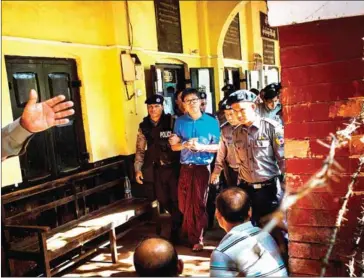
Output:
[133, 83, 287, 276]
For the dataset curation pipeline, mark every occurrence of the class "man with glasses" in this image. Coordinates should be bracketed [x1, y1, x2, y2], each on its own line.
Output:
[169, 88, 220, 252]
[226, 89, 287, 263]
[256, 83, 283, 125]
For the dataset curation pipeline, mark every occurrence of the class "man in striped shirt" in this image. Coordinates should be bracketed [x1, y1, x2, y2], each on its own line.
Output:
[210, 187, 287, 277]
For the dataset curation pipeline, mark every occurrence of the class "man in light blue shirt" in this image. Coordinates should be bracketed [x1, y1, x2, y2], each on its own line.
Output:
[170, 88, 220, 252]
[210, 187, 287, 277]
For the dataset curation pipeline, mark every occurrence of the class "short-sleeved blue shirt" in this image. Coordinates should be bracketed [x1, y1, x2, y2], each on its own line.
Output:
[174, 113, 220, 165]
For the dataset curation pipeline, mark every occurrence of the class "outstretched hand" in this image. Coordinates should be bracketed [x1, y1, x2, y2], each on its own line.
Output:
[20, 89, 75, 133]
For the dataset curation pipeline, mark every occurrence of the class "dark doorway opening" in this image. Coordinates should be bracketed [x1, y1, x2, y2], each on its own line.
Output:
[151, 63, 186, 115]
[224, 67, 241, 91]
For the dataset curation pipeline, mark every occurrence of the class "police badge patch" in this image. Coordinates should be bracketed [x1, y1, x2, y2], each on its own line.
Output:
[275, 132, 284, 146]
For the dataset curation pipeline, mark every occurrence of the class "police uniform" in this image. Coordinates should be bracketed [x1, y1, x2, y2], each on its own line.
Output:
[257, 83, 284, 125]
[226, 90, 285, 225]
[212, 100, 239, 188]
[217, 84, 235, 126]
[134, 95, 182, 240]
[228, 91, 287, 266]
[256, 102, 283, 125]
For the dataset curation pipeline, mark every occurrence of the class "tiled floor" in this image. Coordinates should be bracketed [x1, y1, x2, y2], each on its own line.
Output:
[64, 218, 225, 277]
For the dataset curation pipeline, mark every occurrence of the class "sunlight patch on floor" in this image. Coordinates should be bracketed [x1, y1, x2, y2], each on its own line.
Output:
[64, 223, 223, 277]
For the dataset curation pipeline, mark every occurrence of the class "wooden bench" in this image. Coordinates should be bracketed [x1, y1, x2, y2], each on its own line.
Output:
[1, 161, 160, 277]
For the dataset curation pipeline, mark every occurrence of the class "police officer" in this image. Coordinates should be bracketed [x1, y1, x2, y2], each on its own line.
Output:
[217, 84, 236, 126]
[226, 89, 287, 264]
[210, 99, 240, 188]
[206, 99, 241, 230]
[198, 90, 216, 119]
[134, 94, 182, 242]
[256, 83, 283, 124]
[199, 91, 208, 113]
[221, 84, 235, 100]
[226, 89, 285, 226]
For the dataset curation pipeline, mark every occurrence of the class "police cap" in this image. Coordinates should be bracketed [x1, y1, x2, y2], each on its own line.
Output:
[226, 90, 257, 106]
[199, 91, 207, 100]
[221, 84, 235, 92]
[145, 94, 164, 105]
[261, 82, 282, 100]
[219, 99, 232, 110]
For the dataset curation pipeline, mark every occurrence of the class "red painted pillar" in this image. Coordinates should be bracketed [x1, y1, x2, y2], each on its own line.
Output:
[278, 15, 364, 276]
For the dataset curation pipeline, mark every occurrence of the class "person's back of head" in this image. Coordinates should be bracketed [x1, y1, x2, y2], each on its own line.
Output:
[212, 189, 288, 277]
[216, 187, 251, 224]
[133, 237, 183, 277]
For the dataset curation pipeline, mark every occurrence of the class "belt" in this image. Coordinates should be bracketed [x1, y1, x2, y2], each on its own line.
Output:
[153, 161, 176, 167]
[242, 176, 278, 189]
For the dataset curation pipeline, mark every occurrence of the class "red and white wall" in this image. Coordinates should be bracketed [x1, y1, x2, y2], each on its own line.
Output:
[268, 2, 364, 276]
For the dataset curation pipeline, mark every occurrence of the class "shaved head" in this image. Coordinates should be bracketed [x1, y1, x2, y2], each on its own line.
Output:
[133, 237, 179, 277]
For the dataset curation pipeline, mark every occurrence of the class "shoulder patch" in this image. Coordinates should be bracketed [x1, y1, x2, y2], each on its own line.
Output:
[275, 134, 284, 146]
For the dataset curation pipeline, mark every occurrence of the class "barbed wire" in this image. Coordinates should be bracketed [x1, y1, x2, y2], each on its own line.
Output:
[346, 203, 364, 277]
[255, 103, 364, 276]
[321, 156, 364, 277]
